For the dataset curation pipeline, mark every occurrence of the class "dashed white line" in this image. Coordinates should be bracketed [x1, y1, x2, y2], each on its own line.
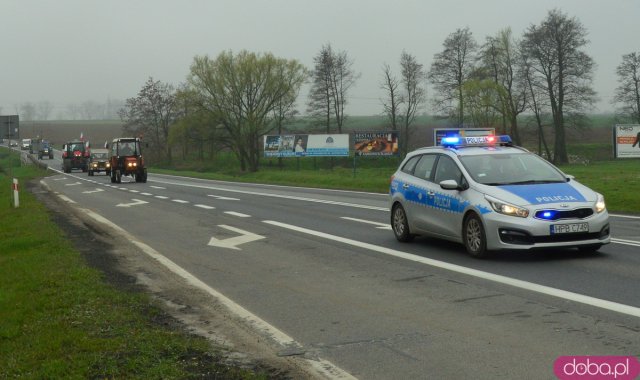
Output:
[172, 199, 189, 204]
[224, 211, 250, 218]
[140, 192, 153, 196]
[208, 194, 240, 201]
[195, 204, 215, 210]
[341, 216, 392, 230]
[155, 195, 169, 199]
[129, 190, 140, 193]
[150, 186, 166, 189]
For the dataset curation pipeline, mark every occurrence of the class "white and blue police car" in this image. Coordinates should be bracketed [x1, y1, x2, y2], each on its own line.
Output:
[389, 135, 610, 258]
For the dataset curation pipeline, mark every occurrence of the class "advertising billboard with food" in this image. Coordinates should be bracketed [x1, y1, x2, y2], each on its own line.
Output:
[354, 131, 399, 156]
[264, 134, 349, 157]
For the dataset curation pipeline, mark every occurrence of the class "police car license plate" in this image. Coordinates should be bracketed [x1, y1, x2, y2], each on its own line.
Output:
[550, 222, 589, 234]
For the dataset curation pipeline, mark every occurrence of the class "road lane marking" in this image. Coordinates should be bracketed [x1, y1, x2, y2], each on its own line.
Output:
[195, 204, 215, 210]
[82, 188, 104, 194]
[172, 199, 189, 204]
[116, 199, 149, 208]
[140, 192, 153, 196]
[155, 195, 169, 199]
[609, 213, 640, 220]
[57, 194, 76, 203]
[73, 207, 355, 380]
[208, 225, 265, 250]
[208, 194, 240, 201]
[341, 216, 392, 230]
[612, 238, 640, 247]
[129, 190, 140, 193]
[263, 220, 640, 318]
[150, 186, 166, 189]
[225, 211, 250, 218]
[65, 182, 82, 186]
[148, 180, 386, 211]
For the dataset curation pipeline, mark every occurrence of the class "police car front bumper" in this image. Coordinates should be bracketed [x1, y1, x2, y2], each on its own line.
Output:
[482, 206, 610, 251]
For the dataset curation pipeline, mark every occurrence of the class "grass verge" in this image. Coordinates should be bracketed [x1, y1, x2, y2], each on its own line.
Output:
[0, 149, 261, 379]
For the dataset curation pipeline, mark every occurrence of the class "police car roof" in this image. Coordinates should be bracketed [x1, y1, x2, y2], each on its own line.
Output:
[411, 144, 528, 157]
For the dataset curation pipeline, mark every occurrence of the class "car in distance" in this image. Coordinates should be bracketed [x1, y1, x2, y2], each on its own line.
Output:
[108, 137, 147, 183]
[389, 135, 610, 258]
[61, 140, 89, 173]
[21, 138, 31, 150]
[88, 148, 110, 176]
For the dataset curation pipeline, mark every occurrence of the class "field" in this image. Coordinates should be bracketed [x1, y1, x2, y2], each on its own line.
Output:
[19, 114, 620, 164]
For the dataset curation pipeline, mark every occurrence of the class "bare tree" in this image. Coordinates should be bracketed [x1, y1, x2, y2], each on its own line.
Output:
[307, 44, 359, 133]
[428, 27, 478, 125]
[20, 102, 36, 121]
[119, 77, 183, 163]
[399, 51, 426, 155]
[520, 51, 552, 159]
[478, 28, 528, 144]
[521, 9, 596, 164]
[36, 101, 54, 121]
[380, 63, 401, 131]
[613, 52, 640, 123]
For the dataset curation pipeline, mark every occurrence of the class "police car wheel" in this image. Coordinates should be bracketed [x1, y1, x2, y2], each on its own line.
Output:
[463, 213, 488, 258]
[392, 204, 414, 242]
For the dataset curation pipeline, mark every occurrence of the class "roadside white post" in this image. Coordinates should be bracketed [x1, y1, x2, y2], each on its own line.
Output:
[12, 178, 19, 208]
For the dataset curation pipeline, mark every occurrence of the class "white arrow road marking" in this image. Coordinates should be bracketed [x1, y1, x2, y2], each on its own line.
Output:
[208, 194, 240, 201]
[116, 199, 149, 208]
[82, 188, 105, 194]
[208, 225, 265, 250]
[341, 216, 392, 230]
[65, 182, 82, 186]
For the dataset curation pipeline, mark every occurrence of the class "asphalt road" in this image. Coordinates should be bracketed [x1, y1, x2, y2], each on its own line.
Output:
[9, 144, 640, 379]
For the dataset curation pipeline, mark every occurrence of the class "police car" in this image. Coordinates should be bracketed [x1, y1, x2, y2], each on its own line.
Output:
[389, 135, 610, 258]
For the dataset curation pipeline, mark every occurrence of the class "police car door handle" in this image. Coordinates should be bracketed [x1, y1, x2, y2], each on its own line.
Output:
[402, 184, 410, 189]
[427, 191, 435, 196]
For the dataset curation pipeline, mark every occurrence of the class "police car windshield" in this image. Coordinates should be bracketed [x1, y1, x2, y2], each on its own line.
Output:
[459, 153, 566, 186]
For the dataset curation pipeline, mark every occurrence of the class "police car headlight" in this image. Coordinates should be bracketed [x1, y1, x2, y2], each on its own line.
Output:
[595, 193, 606, 213]
[485, 195, 529, 218]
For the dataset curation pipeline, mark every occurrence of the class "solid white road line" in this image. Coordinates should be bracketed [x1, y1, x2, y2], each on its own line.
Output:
[612, 238, 640, 247]
[264, 220, 640, 318]
[150, 181, 386, 211]
[609, 213, 640, 220]
[75, 207, 355, 380]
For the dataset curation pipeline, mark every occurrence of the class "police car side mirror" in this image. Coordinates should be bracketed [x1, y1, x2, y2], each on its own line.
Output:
[440, 180, 461, 190]
[565, 174, 575, 182]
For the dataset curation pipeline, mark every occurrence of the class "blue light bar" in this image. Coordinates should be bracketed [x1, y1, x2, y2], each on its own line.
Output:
[442, 136, 461, 145]
[440, 135, 513, 148]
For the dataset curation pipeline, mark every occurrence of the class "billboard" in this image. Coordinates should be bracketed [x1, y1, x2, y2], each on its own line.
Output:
[264, 134, 349, 157]
[433, 127, 495, 146]
[354, 131, 399, 156]
[614, 124, 640, 158]
[0, 115, 20, 140]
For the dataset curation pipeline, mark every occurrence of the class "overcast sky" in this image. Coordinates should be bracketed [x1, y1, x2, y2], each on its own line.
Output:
[1, 0, 638, 117]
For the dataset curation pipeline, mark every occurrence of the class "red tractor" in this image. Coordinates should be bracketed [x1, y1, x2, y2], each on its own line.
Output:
[61, 140, 89, 173]
[108, 137, 147, 183]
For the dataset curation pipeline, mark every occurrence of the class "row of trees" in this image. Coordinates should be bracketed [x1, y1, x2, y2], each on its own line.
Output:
[6, 99, 125, 121]
[118, 9, 640, 171]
